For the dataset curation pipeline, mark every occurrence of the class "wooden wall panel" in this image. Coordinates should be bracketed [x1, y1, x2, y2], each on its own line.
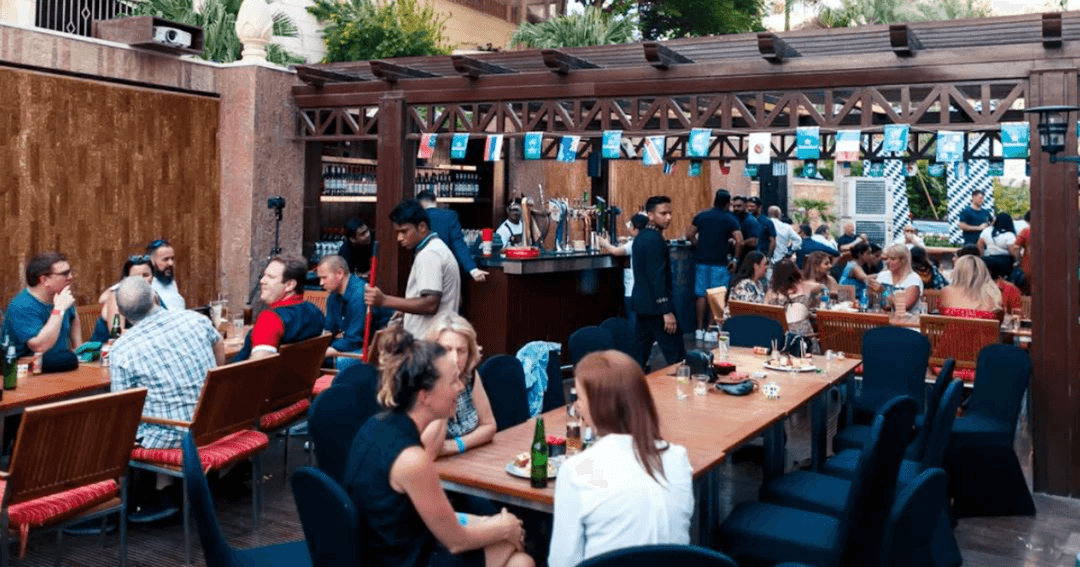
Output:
[610, 160, 713, 240]
[0, 66, 220, 309]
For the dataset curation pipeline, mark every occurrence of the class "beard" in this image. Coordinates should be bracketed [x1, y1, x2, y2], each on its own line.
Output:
[152, 264, 174, 285]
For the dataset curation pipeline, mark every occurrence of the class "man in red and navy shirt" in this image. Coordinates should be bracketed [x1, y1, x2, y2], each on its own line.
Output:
[234, 255, 325, 361]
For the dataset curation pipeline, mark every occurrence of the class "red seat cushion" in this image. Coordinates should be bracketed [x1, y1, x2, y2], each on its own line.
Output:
[3, 479, 118, 557]
[260, 399, 311, 430]
[312, 374, 335, 396]
[132, 430, 269, 471]
[933, 366, 976, 383]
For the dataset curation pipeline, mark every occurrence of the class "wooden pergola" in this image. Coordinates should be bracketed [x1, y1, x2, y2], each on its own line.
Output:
[292, 12, 1080, 496]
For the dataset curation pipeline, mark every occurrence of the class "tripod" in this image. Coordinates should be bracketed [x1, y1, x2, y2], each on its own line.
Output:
[248, 196, 287, 305]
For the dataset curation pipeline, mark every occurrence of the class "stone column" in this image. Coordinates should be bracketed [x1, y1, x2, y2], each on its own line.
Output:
[235, 0, 273, 63]
[217, 63, 304, 311]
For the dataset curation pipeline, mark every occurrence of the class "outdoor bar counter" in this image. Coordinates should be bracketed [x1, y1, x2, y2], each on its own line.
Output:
[462, 250, 624, 356]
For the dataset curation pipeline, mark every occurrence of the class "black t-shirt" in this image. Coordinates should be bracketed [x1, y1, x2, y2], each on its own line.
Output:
[756, 214, 776, 254]
[959, 206, 993, 245]
[344, 412, 435, 567]
[836, 234, 857, 249]
[692, 208, 741, 266]
[339, 239, 373, 275]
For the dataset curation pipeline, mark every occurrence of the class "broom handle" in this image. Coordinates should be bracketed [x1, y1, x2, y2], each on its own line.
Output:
[361, 241, 379, 362]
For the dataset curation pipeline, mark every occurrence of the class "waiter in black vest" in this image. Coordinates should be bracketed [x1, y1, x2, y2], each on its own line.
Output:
[632, 195, 685, 369]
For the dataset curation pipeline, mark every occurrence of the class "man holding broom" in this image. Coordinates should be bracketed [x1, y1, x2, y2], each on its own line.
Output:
[364, 199, 461, 340]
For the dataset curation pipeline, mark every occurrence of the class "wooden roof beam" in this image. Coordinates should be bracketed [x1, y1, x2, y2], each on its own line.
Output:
[1043, 12, 1063, 48]
[370, 60, 439, 82]
[450, 55, 517, 79]
[295, 65, 368, 88]
[541, 49, 600, 75]
[889, 24, 922, 57]
[643, 42, 693, 69]
[757, 33, 799, 63]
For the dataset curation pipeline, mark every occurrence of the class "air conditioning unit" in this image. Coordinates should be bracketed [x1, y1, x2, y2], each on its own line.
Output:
[840, 177, 891, 246]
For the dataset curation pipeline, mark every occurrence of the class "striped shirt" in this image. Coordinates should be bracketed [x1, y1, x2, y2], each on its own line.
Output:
[109, 308, 220, 449]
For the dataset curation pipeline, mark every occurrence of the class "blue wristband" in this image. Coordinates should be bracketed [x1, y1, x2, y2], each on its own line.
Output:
[456, 512, 468, 526]
[454, 436, 466, 453]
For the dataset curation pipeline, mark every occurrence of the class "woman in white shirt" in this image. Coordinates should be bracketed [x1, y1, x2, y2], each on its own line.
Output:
[874, 243, 924, 313]
[978, 213, 1018, 280]
[548, 350, 693, 567]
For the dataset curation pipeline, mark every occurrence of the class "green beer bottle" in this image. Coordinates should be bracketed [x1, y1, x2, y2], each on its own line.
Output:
[530, 417, 548, 488]
[110, 314, 122, 340]
[4, 343, 17, 391]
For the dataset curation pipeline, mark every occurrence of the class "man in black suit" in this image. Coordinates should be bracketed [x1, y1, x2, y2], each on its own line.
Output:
[417, 190, 488, 282]
[632, 195, 685, 369]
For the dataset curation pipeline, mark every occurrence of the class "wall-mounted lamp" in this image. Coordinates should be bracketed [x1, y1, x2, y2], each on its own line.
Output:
[1024, 105, 1080, 163]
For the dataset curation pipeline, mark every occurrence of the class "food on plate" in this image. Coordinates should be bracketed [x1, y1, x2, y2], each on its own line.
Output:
[513, 452, 530, 469]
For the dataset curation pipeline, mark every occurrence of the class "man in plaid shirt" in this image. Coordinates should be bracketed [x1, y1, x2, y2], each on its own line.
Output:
[110, 276, 224, 450]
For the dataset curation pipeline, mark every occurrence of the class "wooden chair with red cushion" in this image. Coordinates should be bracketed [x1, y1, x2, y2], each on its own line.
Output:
[305, 290, 330, 316]
[129, 356, 279, 565]
[0, 388, 146, 566]
[816, 310, 891, 359]
[919, 314, 1002, 382]
[728, 300, 789, 333]
[259, 333, 334, 475]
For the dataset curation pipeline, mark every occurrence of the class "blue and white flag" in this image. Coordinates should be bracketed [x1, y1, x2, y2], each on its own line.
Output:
[418, 133, 438, 159]
[796, 127, 820, 160]
[450, 133, 469, 159]
[802, 161, 817, 178]
[602, 130, 622, 159]
[523, 132, 543, 160]
[868, 162, 885, 177]
[689, 160, 702, 177]
[883, 125, 909, 154]
[688, 128, 711, 158]
[988, 160, 1005, 177]
[557, 136, 580, 163]
[744, 164, 759, 177]
[643, 136, 665, 166]
[835, 130, 861, 162]
[484, 134, 503, 162]
[663, 161, 675, 175]
[936, 131, 963, 163]
[1000, 122, 1029, 159]
[928, 163, 945, 177]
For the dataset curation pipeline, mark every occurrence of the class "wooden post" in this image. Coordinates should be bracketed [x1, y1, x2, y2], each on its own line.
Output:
[375, 92, 415, 296]
[1028, 67, 1080, 496]
[302, 141, 323, 260]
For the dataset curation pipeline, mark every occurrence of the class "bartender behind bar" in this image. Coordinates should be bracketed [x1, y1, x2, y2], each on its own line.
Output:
[496, 200, 543, 247]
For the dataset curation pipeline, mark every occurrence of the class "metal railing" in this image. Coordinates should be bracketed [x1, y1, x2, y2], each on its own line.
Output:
[35, 0, 128, 37]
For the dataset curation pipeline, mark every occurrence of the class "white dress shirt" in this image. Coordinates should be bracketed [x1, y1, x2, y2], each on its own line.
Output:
[770, 218, 803, 264]
[151, 278, 186, 311]
[548, 433, 694, 567]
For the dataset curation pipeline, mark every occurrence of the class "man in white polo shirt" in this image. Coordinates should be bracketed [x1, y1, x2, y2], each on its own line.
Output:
[364, 199, 460, 339]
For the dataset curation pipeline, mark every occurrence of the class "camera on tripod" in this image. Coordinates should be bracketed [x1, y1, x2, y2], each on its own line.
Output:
[267, 196, 286, 211]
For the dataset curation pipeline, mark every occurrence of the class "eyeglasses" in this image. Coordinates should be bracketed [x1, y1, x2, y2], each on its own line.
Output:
[50, 269, 72, 278]
[903, 229, 916, 233]
[147, 238, 170, 252]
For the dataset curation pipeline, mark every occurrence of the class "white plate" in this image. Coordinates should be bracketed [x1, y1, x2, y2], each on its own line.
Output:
[505, 460, 559, 480]
[763, 362, 818, 373]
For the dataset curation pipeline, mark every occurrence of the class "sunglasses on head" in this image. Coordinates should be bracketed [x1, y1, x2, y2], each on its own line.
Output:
[129, 255, 150, 264]
[147, 239, 170, 253]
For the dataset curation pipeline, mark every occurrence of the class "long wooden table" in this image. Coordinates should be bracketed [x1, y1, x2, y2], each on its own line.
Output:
[435, 348, 860, 542]
[0, 363, 111, 440]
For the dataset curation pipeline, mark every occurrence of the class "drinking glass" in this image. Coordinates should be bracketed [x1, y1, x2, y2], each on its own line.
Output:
[675, 364, 690, 400]
[693, 374, 709, 396]
[209, 299, 226, 326]
[230, 315, 245, 340]
[704, 325, 719, 351]
[717, 331, 730, 360]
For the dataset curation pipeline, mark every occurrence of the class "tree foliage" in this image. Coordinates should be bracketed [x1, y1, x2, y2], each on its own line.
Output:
[573, 0, 764, 39]
[510, 6, 635, 49]
[308, 0, 451, 63]
[815, 0, 989, 27]
[120, 0, 303, 65]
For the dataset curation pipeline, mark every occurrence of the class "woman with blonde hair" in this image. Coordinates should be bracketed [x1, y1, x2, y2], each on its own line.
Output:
[421, 313, 497, 459]
[940, 255, 1002, 319]
[874, 243, 923, 313]
[347, 324, 533, 567]
[549, 350, 693, 567]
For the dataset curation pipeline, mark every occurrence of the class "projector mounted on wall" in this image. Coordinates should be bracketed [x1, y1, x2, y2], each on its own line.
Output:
[152, 26, 193, 49]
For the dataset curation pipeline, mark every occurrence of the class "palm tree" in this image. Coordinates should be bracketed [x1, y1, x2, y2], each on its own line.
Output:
[814, 0, 988, 27]
[510, 6, 635, 49]
[120, 0, 304, 65]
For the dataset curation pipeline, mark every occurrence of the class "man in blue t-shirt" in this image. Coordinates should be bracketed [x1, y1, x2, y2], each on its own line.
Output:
[685, 189, 742, 332]
[748, 196, 776, 259]
[317, 254, 391, 370]
[732, 195, 761, 264]
[958, 190, 993, 246]
[3, 251, 81, 358]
